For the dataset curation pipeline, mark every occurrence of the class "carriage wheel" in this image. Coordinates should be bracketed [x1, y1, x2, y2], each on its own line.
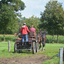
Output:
[32, 41, 36, 54]
[14, 43, 17, 53]
[19, 50, 22, 53]
[36, 42, 39, 52]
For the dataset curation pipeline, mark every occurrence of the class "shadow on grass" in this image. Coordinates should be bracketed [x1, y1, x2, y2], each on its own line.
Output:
[10, 50, 32, 54]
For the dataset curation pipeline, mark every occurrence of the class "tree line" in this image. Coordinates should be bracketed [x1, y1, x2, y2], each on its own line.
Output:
[40, 1, 64, 43]
[0, 0, 64, 43]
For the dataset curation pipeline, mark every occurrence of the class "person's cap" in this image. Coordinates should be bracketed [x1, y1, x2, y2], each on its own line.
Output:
[23, 23, 26, 25]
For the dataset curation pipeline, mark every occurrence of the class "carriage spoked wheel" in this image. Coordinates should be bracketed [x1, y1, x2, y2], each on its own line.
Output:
[35, 34, 39, 52]
[32, 41, 36, 54]
[35, 42, 39, 52]
[14, 43, 17, 53]
[19, 50, 22, 53]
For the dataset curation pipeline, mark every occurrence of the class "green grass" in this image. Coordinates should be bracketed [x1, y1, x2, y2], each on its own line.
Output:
[0, 42, 64, 64]
[43, 57, 59, 64]
[0, 42, 33, 59]
[41, 43, 64, 64]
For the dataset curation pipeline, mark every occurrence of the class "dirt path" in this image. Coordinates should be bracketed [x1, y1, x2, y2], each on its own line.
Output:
[0, 55, 51, 64]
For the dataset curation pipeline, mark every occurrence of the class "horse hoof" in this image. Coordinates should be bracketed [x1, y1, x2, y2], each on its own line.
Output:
[42, 48, 45, 51]
[41, 49, 43, 51]
[43, 49, 44, 51]
[43, 49, 45, 51]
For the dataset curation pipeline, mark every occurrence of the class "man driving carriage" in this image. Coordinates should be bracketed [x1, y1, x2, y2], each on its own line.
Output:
[20, 23, 30, 45]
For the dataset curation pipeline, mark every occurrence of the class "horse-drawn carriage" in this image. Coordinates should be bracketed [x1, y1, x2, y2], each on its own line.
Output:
[14, 32, 41, 54]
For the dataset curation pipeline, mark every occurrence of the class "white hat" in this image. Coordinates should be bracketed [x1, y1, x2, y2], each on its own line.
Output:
[23, 23, 26, 25]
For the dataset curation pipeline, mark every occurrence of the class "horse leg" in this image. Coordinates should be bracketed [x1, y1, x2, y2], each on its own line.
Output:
[43, 42, 45, 50]
[42, 38, 46, 51]
[39, 42, 41, 49]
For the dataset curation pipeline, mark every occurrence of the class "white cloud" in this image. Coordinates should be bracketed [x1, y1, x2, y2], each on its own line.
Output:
[21, 0, 46, 18]
[21, 0, 64, 18]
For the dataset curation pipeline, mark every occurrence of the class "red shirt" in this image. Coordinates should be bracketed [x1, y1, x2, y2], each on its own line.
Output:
[21, 25, 30, 35]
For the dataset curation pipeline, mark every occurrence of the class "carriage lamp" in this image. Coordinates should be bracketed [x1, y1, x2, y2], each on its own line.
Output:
[17, 41, 19, 44]
[17, 43, 19, 44]
[29, 41, 31, 44]
[17, 41, 19, 42]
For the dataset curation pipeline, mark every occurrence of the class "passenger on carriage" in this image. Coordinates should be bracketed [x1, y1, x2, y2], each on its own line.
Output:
[20, 23, 30, 44]
[30, 25, 36, 36]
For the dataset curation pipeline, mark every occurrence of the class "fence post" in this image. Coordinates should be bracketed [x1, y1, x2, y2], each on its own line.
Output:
[8, 41, 10, 52]
[59, 47, 63, 64]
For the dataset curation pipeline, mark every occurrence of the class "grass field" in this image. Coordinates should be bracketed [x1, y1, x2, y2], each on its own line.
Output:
[0, 42, 64, 64]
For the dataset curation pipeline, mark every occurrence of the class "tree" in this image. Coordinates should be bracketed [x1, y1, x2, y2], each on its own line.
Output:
[40, 1, 64, 43]
[0, 0, 25, 41]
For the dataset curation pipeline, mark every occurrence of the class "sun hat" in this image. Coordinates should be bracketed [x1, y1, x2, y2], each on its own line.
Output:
[23, 23, 26, 25]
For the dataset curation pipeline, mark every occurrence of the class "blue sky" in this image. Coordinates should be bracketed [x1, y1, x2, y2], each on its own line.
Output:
[21, 0, 64, 18]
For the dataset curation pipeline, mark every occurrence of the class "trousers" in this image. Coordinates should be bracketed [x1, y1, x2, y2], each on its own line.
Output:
[22, 34, 28, 42]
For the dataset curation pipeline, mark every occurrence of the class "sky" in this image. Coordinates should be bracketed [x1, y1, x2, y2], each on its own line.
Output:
[21, 0, 64, 18]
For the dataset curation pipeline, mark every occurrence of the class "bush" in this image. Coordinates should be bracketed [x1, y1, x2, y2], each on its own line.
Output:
[0, 34, 16, 42]
[0, 34, 64, 44]
[46, 35, 64, 43]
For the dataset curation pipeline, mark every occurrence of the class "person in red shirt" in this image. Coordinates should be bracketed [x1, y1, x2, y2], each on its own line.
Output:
[20, 23, 30, 43]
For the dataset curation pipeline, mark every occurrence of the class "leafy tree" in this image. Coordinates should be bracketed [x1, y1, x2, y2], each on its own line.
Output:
[0, 0, 25, 41]
[6, 19, 19, 34]
[40, 1, 64, 43]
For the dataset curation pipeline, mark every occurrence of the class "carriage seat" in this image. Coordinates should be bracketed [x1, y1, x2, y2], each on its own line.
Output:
[16, 38, 22, 40]
[29, 31, 36, 38]
[18, 32, 36, 38]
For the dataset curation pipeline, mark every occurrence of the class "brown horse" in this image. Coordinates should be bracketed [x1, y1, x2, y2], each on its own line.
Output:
[42, 33, 47, 51]
[37, 34, 42, 49]
[38, 30, 47, 51]
[29, 30, 47, 51]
